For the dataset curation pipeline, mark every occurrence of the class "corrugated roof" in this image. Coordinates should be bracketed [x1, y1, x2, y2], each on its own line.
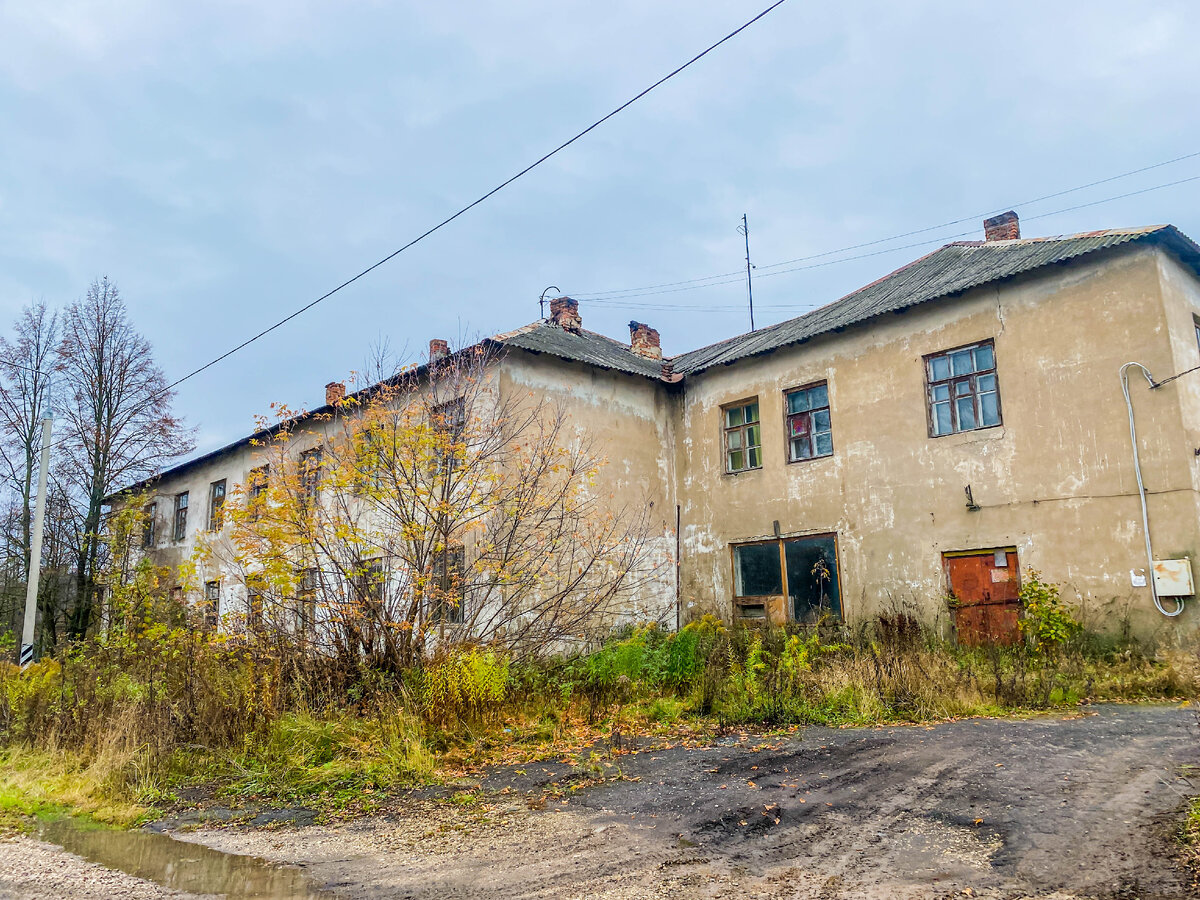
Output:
[111, 224, 1200, 498]
[671, 225, 1200, 374]
[495, 324, 665, 378]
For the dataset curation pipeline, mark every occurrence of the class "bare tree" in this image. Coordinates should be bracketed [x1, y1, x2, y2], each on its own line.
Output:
[0, 302, 59, 582]
[56, 277, 193, 640]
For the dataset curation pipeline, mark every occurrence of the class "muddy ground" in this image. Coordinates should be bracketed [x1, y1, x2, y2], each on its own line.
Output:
[2, 704, 1197, 899]
[178, 704, 1200, 899]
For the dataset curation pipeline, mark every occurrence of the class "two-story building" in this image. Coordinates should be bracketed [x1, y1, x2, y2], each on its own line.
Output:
[118, 212, 1200, 643]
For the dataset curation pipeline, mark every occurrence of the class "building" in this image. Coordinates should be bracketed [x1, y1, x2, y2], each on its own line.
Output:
[118, 213, 1200, 643]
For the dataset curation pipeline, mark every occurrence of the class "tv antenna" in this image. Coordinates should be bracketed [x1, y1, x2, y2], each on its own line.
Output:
[738, 214, 755, 331]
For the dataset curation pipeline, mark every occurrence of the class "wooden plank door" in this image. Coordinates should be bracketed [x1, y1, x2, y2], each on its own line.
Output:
[944, 550, 1021, 646]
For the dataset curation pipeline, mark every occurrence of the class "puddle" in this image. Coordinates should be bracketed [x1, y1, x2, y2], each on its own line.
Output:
[37, 817, 334, 898]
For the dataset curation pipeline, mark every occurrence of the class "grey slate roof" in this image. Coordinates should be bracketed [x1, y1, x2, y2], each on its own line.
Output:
[110, 223, 1200, 498]
[492, 323, 665, 378]
[670, 226, 1200, 374]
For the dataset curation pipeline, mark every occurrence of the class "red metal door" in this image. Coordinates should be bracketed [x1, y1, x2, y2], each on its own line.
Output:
[944, 550, 1021, 646]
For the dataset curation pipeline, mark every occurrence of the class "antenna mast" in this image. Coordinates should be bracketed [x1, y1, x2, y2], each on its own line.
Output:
[738, 214, 755, 331]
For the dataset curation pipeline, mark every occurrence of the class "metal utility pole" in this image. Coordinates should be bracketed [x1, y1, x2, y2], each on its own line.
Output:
[20, 413, 52, 668]
[738, 214, 755, 331]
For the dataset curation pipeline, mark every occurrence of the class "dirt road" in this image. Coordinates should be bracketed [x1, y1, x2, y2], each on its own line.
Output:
[175, 704, 1199, 899]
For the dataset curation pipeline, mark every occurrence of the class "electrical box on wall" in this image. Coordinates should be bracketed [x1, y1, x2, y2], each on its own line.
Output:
[1152, 558, 1194, 596]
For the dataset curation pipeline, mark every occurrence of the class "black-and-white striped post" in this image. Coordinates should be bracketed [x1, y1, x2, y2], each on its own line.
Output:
[20, 415, 52, 670]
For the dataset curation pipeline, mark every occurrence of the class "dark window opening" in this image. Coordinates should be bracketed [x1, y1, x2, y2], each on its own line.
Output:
[432, 397, 466, 476]
[723, 399, 761, 473]
[247, 588, 263, 628]
[203, 580, 220, 631]
[732, 534, 841, 622]
[926, 340, 1001, 436]
[296, 567, 317, 636]
[173, 492, 188, 541]
[299, 448, 322, 507]
[786, 382, 833, 461]
[142, 503, 156, 549]
[431, 546, 465, 624]
[207, 479, 226, 531]
[247, 465, 268, 520]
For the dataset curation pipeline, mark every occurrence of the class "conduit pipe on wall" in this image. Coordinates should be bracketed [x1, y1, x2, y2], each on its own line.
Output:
[1119, 362, 1185, 617]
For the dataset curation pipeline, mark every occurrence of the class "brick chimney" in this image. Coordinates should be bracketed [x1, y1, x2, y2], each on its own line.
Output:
[429, 338, 449, 362]
[629, 321, 662, 360]
[549, 296, 582, 333]
[983, 210, 1020, 241]
[325, 381, 346, 406]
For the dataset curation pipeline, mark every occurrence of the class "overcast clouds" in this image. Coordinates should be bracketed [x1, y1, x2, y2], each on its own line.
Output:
[2, 1, 1199, 457]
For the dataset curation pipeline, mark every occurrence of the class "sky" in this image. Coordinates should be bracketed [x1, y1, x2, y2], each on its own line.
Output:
[2, 1, 1200, 459]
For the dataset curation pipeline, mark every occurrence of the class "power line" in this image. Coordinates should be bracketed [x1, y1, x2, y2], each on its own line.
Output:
[572, 171, 1200, 305]
[36, 1, 794, 461]
[571, 149, 1200, 300]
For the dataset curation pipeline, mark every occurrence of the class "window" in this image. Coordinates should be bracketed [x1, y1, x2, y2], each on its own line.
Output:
[1194, 316, 1200, 353]
[356, 428, 386, 494]
[203, 581, 220, 631]
[299, 448, 322, 507]
[170, 585, 183, 604]
[354, 559, 386, 608]
[296, 567, 317, 636]
[732, 534, 841, 622]
[246, 588, 263, 629]
[925, 340, 1001, 436]
[247, 465, 268, 520]
[785, 382, 832, 461]
[432, 398, 466, 476]
[142, 503, 156, 549]
[173, 492, 188, 541]
[723, 399, 761, 473]
[207, 480, 226, 531]
[431, 546, 465, 624]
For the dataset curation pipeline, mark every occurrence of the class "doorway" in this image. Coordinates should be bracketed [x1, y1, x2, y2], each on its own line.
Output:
[943, 548, 1021, 646]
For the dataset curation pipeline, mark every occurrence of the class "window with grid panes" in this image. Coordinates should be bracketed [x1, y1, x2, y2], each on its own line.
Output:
[203, 581, 220, 631]
[723, 399, 761, 473]
[173, 492, 188, 541]
[785, 382, 832, 461]
[207, 479, 226, 531]
[926, 341, 1001, 436]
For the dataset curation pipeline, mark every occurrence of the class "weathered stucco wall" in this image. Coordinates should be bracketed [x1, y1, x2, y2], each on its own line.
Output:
[500, 351, 679, 624]
[675, 244, 1199, 640]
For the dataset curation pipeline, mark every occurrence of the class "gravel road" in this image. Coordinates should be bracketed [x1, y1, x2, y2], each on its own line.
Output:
[3, 704, 1197, 899]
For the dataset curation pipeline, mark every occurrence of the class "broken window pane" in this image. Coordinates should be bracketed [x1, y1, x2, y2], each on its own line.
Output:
[784, 535, 840, 622]
[734, 542, 782, 596]
[785, 382, 833, 462]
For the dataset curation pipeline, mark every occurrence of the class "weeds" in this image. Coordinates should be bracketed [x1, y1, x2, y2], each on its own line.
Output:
[0, 597, 1196, 827]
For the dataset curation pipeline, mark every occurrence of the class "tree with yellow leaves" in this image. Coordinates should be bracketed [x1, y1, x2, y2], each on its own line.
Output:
[203, 343, 659, 670]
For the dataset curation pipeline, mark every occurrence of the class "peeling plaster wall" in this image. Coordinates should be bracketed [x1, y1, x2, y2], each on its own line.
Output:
[500, 351, 679, 625]
[675, 244, 1199, 639]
